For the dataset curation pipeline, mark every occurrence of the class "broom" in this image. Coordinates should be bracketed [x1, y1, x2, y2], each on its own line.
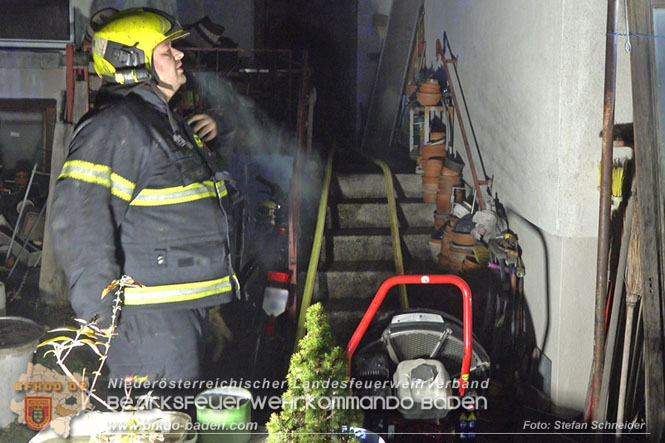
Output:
[616, 200, 643, 434]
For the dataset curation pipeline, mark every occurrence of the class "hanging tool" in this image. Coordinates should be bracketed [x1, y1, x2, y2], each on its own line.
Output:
[616, 201, 643, 435]
[439, 33, 492, 210]
[6, 204, 47, 280]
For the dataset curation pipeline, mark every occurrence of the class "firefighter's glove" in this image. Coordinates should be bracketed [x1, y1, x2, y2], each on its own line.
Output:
[187, 114, 218, 142]
[209, 305, 233, 362]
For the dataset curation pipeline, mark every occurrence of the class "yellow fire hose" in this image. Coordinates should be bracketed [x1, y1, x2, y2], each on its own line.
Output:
[294, 152, 409, 348]
[295, 149, 335, 344]
[373, 158, 409, 310]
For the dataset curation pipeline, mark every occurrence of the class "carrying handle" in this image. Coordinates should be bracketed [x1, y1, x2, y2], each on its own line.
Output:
[346, 275, 473, 397]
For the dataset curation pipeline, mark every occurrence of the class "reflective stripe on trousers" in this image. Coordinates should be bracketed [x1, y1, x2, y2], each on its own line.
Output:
[123, 276, 233, 305]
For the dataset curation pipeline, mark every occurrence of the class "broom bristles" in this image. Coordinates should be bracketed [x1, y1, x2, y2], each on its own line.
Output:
[625, 204, 642, 295]
[612, 161, 625, 198]
[600, 159, 628, 198]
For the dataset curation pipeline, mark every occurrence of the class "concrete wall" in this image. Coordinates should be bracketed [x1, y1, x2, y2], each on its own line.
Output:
[0, 50, 70, 302]
[86, 0, 253, 49]
[0, 52, 65, 100]
[357, 0, 392, 141]
[424, 0, 633, 410]
[509, 214, 599, 409]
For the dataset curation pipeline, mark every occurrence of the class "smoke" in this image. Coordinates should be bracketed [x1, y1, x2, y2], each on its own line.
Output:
[185, 71, 325, 243]
[187, 72, 293, 193]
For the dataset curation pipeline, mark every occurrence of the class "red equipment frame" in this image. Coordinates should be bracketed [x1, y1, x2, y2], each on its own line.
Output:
[346, 275, 473, 397]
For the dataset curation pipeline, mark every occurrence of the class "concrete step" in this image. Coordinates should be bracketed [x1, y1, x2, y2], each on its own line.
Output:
[326, 198, 435, 229]
[313, 260, 437, 301]
[322, 286, 451, 348]
[325, 309, 368, 347]
[334, 173, 423, 199]
[316, 260, 467, 346]
[321, 227, 434, 262]
[315, 261, 400, 301]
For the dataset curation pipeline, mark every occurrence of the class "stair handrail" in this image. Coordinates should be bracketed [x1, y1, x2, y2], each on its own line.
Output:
[372, 159, 409, 309]
[294, 148, 335, 346]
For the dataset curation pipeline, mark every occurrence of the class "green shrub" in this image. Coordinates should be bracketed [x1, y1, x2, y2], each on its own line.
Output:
[266, 303, 363, 442]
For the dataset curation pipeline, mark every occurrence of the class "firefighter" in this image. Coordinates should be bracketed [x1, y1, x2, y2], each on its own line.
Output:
[50, 8, 238, 381]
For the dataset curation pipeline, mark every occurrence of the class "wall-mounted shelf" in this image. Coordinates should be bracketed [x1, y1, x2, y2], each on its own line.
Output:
[409, 105, 445, 151]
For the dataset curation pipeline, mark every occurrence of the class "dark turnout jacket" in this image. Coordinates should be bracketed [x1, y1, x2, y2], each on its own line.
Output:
[51, 85, 237, 327]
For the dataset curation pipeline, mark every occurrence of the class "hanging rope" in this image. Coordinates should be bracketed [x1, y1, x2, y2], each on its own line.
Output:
[623, 0, 632, 53]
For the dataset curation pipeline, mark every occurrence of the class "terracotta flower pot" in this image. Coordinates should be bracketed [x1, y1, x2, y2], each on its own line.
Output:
[445, 252, 466, 274]
[439, 175, 462, 184]
[429, 132, 446, 142]
[420, 84, 441, 94]
[444, 157, 465, 174]
[438, 253, 452, 272]
[424, 191, 437, 203]
[436, 193, 452, 214]
[416, 92, 442, 106]
[433, 211, 449, 230]
[423, 175, 440, 185]
[451, 231, 477, 246]
[447, 245, 472, 273]
[441, 166, 461, 177]
[440, 229, 454, 255]
[422, 145, 446, 159]
[438, 175, 462, 195]
[450, 243, 475, 254]
[462, 255, 485, 273]
[424, 158, 443, 178]
[424, 184, 438, 194]
[423, 173, 439, 202]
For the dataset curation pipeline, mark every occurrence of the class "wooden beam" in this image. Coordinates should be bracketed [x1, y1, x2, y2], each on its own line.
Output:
[628, 1, 665, 438]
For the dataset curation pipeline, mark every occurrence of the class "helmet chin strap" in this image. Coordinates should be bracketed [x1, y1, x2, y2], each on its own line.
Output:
[146, 78, 180, 134]
[150, 65, 177, 97]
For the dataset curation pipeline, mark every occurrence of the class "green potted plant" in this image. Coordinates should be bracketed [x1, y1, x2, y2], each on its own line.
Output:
[266, 303, 363, 442]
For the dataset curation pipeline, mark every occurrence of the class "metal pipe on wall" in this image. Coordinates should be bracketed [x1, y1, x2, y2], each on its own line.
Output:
[591, 0, 620, 422]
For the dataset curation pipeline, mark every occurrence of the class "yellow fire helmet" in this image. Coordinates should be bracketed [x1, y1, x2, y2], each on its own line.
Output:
[92, 8, 189, 85]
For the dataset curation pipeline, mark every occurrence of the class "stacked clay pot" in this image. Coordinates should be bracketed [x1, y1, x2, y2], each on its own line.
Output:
[439, 216, 478, 274]
[423, 176, 439, 203]
[461, 255, 484, 274]
[429, 232, 443, 261]
[421, 144, 446, 204]
[429, 131, 446, 143]
[422, 144, 446, 160]
[431, 157, 463, 227]
[417, 80, 442, 106]
[437, 221, 455, 272]
[434, 210, 448, 230]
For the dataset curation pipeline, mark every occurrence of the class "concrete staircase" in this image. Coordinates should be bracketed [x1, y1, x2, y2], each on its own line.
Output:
[314, 172, 439, 346]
